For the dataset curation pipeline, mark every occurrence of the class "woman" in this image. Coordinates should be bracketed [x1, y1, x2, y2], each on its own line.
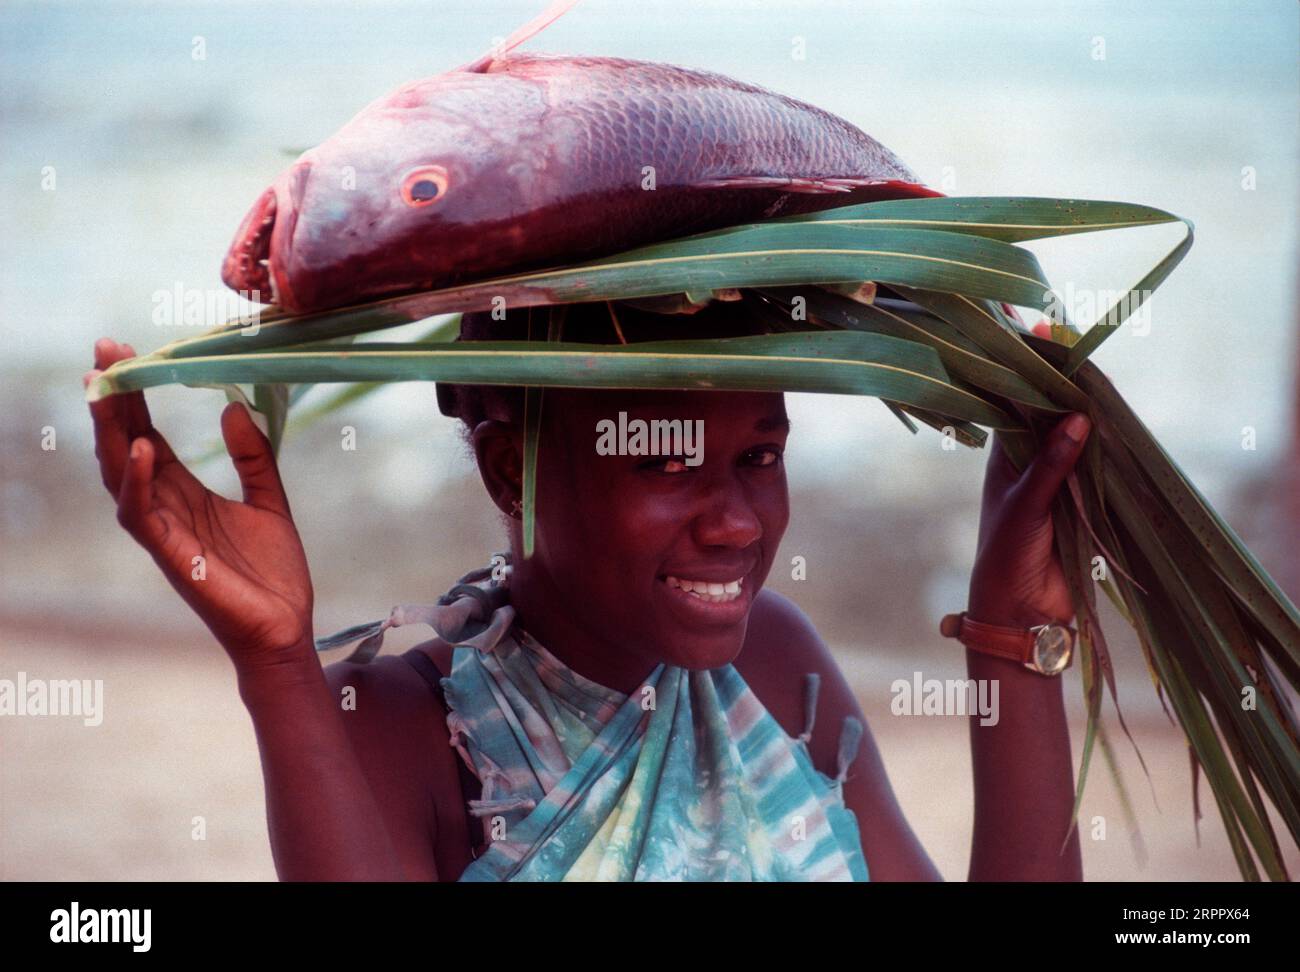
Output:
[84, 296, 1089, 881]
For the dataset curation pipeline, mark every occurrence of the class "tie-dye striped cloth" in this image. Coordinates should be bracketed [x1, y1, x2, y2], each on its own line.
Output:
[316, 558, 869, 881]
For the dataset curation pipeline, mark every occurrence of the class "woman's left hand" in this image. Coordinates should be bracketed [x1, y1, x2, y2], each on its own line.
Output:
[966, 411, 1092, 629]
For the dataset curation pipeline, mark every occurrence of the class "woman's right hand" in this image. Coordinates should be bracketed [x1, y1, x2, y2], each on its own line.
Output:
[87, 337, 315, 673]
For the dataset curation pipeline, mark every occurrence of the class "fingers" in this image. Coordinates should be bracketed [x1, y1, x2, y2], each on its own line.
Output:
[116, 437, 166, 547]
[88, 338, 179, 494]
[102, 340, 176, 465]
[114, 342, 155, 433]
[117, 436, 208, 585]
[981, 433, 1022, 502]
[222, 401, 291, 515]
[94, 339, 145, 422]
[1031, 320, 1053, 339]
[87, 358, 132, 494]
[1014, 413, 1091, 515]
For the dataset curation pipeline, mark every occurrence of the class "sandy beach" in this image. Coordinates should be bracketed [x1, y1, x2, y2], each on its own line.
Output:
[3, 608, 1293, 882]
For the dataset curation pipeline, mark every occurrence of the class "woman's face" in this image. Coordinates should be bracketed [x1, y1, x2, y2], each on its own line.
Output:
[523, 388, 791, 671]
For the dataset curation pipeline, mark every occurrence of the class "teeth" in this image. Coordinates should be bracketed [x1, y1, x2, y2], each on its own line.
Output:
[662, 575, 744, 603]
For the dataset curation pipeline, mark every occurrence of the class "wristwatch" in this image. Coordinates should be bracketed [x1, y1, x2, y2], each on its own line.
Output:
[939, 611, 1075, 676]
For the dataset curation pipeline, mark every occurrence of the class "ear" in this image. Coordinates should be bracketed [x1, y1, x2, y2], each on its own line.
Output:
[470, 419, 522, 517]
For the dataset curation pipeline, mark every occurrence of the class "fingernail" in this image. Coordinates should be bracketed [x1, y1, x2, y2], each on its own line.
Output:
[130, 439, 143, 460]
[1063, 414, 1090, 443]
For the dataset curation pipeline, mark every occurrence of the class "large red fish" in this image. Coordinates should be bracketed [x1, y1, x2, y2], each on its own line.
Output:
[222, 4, 938, 315]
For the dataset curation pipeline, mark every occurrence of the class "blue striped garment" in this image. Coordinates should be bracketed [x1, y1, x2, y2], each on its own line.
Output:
[316, 558, 869, 881]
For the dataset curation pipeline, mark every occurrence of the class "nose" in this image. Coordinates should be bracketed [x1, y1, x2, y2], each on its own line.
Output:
[691, 477, 763, 550]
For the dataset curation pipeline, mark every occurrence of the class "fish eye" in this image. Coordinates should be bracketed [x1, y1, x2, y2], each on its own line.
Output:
[401, 165, 449, 208]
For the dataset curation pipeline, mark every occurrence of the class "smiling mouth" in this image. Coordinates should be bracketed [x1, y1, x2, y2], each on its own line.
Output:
[662, 574, 745, 604]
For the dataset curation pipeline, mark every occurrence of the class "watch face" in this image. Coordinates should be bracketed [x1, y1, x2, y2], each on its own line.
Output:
[1033, 625, 1072, 674]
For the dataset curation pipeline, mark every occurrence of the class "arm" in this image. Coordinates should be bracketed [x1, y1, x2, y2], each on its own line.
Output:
[317, 656, 444, 881]
[748, 415, 1090, 881]
[87, 337, 425, 881]
[238, 653, 429, 881]
[961, 411, 1090, 881]
[963, 646, 1080, 881]
[953, 322, 1094, 881]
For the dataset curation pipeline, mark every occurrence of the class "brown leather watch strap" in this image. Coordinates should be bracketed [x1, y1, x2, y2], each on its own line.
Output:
[939, 612, 1034, 664]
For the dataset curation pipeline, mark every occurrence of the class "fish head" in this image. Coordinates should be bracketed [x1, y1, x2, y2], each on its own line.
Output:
[222, 72, 546, 314]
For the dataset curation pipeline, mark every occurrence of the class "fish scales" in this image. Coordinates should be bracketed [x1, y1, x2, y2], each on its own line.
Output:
[223, 53, 936, 315]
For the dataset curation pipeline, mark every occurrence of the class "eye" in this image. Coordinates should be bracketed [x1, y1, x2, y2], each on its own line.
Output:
[640, 457, 691, 475]
[745, 446, 783, 468]
[401, 165, 449, 208]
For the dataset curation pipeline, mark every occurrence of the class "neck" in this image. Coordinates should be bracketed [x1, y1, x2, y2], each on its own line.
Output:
[507, 556, 659, 696]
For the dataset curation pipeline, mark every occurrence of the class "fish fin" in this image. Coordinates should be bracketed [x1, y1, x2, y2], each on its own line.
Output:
[691, 175, 945, 198]
[688, 175, 883, 194]
[456, 0, 581, 73]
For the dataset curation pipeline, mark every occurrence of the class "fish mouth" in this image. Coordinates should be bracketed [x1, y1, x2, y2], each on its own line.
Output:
[222, 186, 276, 302]
[221, 162, 308, 310]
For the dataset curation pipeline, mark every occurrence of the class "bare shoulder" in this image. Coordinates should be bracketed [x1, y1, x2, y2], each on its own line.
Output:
[322, 650, 443, 750]
[738, 589, 942, 881]
[320, 641, 470, 881]
[738, 589, 865, 775]
[319, 638, 457, 750]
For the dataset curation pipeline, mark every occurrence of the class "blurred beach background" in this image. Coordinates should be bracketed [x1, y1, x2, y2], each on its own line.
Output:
[1, 0, 1297, 880]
